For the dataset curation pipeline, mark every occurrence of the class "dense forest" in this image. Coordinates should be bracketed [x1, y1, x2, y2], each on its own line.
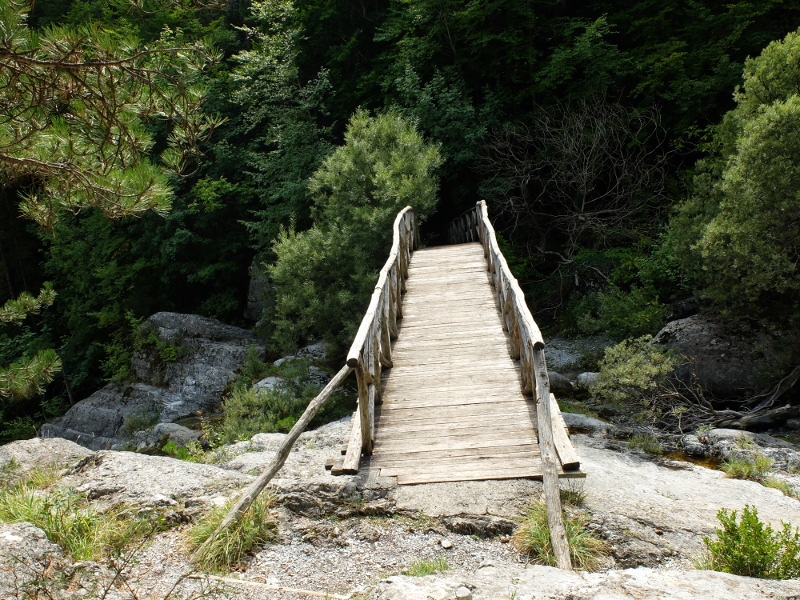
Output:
[3, 0, 800, 441]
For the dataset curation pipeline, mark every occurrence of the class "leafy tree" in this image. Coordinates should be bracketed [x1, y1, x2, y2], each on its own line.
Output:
[667, 28, 800, 312]
[269, 109, 442, 353]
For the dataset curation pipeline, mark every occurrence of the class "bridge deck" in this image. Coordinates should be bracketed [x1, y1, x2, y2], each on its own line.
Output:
[367, 242, 547, 485]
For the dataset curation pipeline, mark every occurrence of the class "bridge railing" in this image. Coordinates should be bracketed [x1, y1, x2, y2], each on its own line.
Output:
[345, 206, 417, 459]
[449, 199, 574, 570]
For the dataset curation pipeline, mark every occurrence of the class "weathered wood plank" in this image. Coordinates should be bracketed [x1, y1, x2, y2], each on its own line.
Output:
[341, 407, 363, 473]
[550, 393, 580, 471]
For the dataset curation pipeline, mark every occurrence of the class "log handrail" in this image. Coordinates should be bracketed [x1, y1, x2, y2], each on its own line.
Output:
[346, 206, 417, 455]
[449, 200, 572, 570]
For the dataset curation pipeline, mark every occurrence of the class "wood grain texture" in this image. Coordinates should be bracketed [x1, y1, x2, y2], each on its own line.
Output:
[369, 243, 547, 484]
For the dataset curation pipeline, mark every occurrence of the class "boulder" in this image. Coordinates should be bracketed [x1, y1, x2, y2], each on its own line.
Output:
[132, 423, 203, 452]
[0, 437, 92, 472]
[544, 337, 613, 374]
[654, 314, 797, 398]
[547, 371, 574, 395]
[575, 372, 600, 389]
[41, 312, 266, 450]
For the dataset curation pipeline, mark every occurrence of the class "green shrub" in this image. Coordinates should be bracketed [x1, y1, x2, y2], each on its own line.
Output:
[511, 500, 607, 571]
[721, 453, 774, 482]
[269, 109, 442, 353]
[701, 505, 800, 579]
[217, 358, 355, 443]
[628, 433, 664, 455]
[189, 496, 277, 572]
[591, 335, 680, 424]
[577, 286, 668, 339]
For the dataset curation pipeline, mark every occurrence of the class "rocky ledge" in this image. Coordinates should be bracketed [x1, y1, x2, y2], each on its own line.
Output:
[3, 413, 800, 598]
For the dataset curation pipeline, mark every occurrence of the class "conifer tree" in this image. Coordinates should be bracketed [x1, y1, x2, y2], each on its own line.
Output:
[0, 2, 218, 400]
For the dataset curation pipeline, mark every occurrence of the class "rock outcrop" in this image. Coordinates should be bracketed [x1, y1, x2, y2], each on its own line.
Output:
[654, 314, 798, 398]
[40, 312, 265, 450]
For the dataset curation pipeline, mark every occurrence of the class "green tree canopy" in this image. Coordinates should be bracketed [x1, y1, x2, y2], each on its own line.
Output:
[269, 109, 442, 353]
[667, 28, 800, 311]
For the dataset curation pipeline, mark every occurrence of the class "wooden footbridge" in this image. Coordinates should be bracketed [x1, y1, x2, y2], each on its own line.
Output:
[204, 201, 581, 570]
[330, 201, 581, 485]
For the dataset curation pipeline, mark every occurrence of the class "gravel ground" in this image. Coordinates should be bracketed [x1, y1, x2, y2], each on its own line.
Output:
[95, 514, 527, 600]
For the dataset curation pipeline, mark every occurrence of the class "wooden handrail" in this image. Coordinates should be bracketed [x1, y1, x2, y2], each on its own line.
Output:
[450, 200, 572, 570]
[346, 206, 417, 455]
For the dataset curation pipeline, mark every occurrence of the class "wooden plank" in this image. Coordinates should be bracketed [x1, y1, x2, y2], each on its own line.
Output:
[341, 407, 362, 474]
[371, 445, 539, 463]
[550, 393, 580, 471]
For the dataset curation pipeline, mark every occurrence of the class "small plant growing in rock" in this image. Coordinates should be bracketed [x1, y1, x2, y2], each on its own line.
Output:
[511, 499, 608, 571]
[189, 495, 277, 572]
[721, 439, 774, 482]
[0, 467, 156, 560]
[700, 505, 800, 579]
[628, 433, 664, 455]
[404, 555, 449, 576]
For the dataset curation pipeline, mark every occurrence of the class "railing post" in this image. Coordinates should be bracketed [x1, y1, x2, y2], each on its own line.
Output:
[345, 206, 417, 466]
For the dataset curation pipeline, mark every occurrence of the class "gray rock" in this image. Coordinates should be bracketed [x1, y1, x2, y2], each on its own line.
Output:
[0, 523, 67, 597]
[130, 422, 202, 452]
[545, 337, 613, 373]
[372, 564, 800, 600]
[41, 312, 265, 450]
[561, 412, 609, 434]
[454, 586, 472, 600]
[679, 434, 707, 457]
[654, 314, 797, 398]
[60, 451, 251, 515]
[547, 371, 574, 395]
[297, 341, 328, 360]
[274, 341, 330, 366]
[575, 372, 599, 389]
[0, 437, 92, 472]
[253, 376, 286, 392]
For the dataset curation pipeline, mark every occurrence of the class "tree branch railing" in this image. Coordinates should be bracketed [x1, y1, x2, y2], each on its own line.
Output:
[345, 206, 417, 459]
[449, 199, 573, 570]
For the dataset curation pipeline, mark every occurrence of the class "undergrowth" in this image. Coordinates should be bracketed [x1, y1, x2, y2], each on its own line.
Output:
[699, 505, 800, 579]
[0, 465, 158, 561]
[628, 433, 664, 455]
[189, 495, 277, 572]
[215, 351, 355, 445]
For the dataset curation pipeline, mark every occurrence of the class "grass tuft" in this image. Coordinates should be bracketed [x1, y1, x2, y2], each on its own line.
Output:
[404, 555, 449, 577]
[511, 500, 608, 571]
[721, 453, 774, 482]
[189, 495, 277, 572]
[0, 467, 155, 560]
[628, 433, 664, 455]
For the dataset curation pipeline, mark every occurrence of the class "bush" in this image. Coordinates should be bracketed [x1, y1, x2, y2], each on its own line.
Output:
[217, 358, 354, 443]
[701, 505, 800, 579]
[511, 499, 607, 571]
[591, 336, 680, 424]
